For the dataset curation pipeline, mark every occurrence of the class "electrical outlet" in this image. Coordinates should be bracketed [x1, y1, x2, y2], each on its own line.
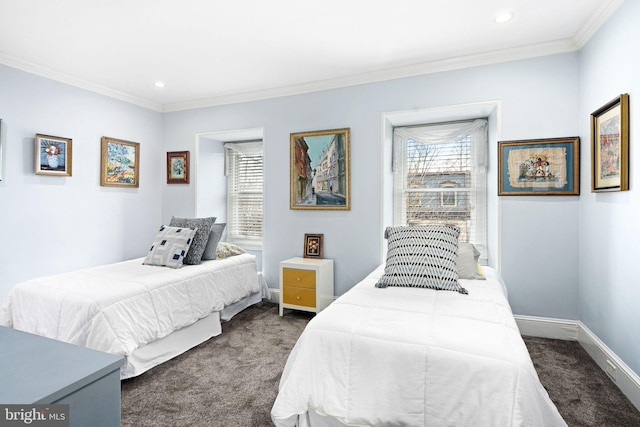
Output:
[606, 359, 617, 381]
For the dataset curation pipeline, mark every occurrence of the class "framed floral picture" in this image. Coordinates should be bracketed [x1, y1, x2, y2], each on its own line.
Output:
[101, 136, 140, 187]
[167, 151, 190, 184]
[35, 134, 72, 177]
[303, 233, 323, 259]
[290, 128, 350, 210]
[591, 94, 629, 192]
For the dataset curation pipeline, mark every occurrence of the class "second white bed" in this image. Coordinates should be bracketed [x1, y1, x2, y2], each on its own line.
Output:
[0, 253, 264, 378]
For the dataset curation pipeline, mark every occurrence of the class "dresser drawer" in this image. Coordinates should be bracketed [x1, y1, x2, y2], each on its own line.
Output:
[283, 287, 316, 308]
[282, 268, 316, 289]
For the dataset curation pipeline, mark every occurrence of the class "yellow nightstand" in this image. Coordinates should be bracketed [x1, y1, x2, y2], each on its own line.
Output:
[279, 257, 334, 316]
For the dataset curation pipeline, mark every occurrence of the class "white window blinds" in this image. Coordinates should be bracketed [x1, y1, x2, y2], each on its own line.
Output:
[393, 119, 488, 262]
[225, 141, 264, 247]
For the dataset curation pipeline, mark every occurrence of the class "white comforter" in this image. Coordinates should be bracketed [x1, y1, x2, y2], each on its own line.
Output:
[272, 266, 566, 427]
[0, 253, 259, 358]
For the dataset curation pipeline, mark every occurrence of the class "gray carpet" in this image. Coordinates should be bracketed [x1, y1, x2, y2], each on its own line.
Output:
[122, 303, 640, 426]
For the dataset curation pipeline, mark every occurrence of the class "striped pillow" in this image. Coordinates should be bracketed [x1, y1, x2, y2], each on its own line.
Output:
[376, 225, 468, 294]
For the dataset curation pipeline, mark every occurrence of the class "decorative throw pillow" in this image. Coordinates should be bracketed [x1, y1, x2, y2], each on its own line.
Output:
[143, 225, 197, 269]
[216, 242, 245, 259]
[202, 223, 226, 260]
[457, 242, 486, 280]
[376, 225, 467, 294]
[168, 216, 216, 265]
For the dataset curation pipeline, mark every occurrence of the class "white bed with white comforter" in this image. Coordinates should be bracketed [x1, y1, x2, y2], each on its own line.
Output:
[272, 265, 566, 427]
[0, 252, 265, 378]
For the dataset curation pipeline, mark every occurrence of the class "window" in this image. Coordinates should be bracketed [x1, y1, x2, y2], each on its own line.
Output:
[440, 181, 458, 207]
[393, 119, 488, 261]
[225, 141, 263, 248]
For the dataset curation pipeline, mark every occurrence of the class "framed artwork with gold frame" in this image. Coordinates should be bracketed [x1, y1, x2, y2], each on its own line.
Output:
[591, 93, 629, 192]
[101, 136, 140, 188]
[290, 128, 350, 210]
[35, 134, 72, 177]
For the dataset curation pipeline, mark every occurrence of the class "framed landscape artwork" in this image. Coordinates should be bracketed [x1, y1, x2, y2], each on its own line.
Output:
[290, 128, 350, 210]
[35, 134, 73, 177]
[101, 136, 140, 188]
[591, 94, 629, 192]
[167, 151, 190, 184]
[498, 137, 580, 196]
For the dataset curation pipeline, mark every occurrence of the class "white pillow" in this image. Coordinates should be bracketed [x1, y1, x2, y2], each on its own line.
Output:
[457, 243, 486, 280]
[143, 225, 197, 269]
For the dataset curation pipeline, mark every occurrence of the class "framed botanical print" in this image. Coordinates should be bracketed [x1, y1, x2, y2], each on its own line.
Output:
[303, 233, 323, 259]
[167, 151, 190, 184]
[101, 136, 140, 187]
[35, 134, 72, 177]
[591, 94, 629, 192]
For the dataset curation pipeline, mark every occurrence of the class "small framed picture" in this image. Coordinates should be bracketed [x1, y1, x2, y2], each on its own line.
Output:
[101, 136, 140, 187]
[167, 151, 190, 184]
[591, 93, 629, 192]
[303, 234, 324, 259]
[35, 134, 72, 177]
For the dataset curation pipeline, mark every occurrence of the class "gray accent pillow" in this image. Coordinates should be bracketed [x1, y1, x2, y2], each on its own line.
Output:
[168, 216, 216, 265]
[202, 223, 226, 260]
[376, 225, 467, 294]
[457, 242, 486, 280]
[143, 225, 197, 269]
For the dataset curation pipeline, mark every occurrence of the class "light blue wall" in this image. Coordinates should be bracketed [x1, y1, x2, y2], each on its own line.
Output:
[0, 65, 163, 301]
[163, 53, 581, 321]
[579, 0, 640, 376]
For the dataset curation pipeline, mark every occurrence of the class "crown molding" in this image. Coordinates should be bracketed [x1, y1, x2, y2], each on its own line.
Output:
[0, 35, 593, 114]
[162, 39, 578, 112]
[0, 52, 162, 112]
[573, 0, 624, 49]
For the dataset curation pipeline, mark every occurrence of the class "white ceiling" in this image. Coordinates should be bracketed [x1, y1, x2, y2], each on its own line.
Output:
[0, 0, 623, 112]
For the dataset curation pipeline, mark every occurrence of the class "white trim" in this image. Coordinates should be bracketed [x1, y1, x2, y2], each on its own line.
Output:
[514, 315, 579, 340]
[514, 315, 640, 412]
[0, 52, 163, 112]
[573, 0, 624, 48]
[578, 321, 640, 412]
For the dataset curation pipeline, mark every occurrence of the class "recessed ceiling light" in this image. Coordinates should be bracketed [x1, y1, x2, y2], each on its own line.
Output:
[153, 81, 165, 88]
[494, 12, 513, 24]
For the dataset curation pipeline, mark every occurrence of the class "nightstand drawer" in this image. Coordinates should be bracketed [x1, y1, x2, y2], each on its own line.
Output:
[283, 287, 316, 308]
[283, 268, 316, 289]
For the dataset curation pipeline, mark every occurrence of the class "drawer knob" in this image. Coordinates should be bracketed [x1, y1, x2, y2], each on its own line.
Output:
[296, 296, 301, 300]
[296, 277, 301, 281]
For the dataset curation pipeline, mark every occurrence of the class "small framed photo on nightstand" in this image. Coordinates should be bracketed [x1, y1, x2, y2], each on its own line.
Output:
[303, 234, 323, 259]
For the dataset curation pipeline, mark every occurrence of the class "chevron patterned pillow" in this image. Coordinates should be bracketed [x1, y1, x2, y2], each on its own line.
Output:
[376, 225, 468, 294]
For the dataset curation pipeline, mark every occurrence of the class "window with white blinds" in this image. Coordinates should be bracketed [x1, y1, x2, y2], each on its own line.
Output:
[225, 141, 263, 247]
[393, 119, 488, 262]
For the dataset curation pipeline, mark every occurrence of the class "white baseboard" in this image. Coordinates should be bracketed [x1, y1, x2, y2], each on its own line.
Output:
[515, 315, 640, 412]
[514, 315, 579, 340]
[577, 321, 640, 412]
[267, 288, 280, 304]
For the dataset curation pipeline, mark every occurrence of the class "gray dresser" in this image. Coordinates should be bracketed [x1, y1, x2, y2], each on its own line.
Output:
[0, 326, 124, 426]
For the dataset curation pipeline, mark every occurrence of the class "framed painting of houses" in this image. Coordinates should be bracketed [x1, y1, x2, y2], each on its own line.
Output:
[101, 136, 140, 188]
[498, 137, 580, 196]
[35, 134, 72, 177]
[290, 128, 350, 210]
[591, 94, 629, 192]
